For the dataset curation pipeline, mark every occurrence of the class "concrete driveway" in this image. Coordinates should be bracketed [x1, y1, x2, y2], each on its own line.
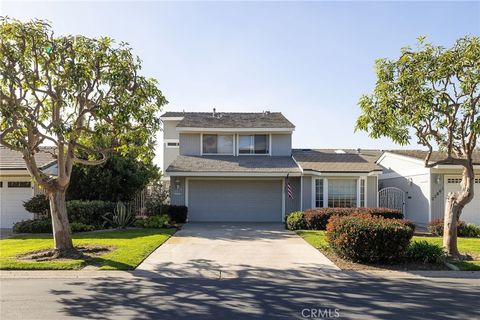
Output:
[137, 223, 338, 278]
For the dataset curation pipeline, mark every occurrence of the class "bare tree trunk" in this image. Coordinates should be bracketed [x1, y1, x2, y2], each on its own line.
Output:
[443, 195, 460, 258]
[443, 163, 475, 258]
[47, 189, 74, 254]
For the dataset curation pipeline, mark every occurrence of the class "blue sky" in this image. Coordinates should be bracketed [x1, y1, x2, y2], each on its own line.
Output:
[2, 1, 479, 166]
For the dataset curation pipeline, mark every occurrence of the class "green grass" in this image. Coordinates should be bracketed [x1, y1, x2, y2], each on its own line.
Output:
[297, 230, 480, 271]
[0, 228, 175, 270]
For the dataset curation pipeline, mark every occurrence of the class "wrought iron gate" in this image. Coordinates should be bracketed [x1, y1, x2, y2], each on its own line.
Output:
[378, 187, 406, 216]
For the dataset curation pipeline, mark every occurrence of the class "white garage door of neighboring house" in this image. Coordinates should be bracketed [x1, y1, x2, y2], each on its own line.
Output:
[187, 179, 283, 222]
[0, 180, 34, 228]
[444, 175, 480, 225]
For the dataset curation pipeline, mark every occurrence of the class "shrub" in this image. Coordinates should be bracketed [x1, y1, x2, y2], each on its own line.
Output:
[102, 202, 136, 229]
[285, 211, 306, 230]
[144, 182, 170, 216]
[304, 207, 403, 230]
[459, 223, 480, 238]
[407, 240, 445, 264]
[326, 214, 414, 263]
[13, 219, 52, 233]
[70, 222, 96, 233]
[66, 200, 116, 228]
[427, 218, 473, 237]
[134, 215, 170, 228]
[167, 205, 188, 223]
[23, 194, 50, 216]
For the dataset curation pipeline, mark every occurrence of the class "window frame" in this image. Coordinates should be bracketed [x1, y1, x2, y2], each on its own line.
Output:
[312, 177, 367, 208]
[200, 133, 235, 156]
[237, 134, 271, 155]
[165, 139, 180, 148]
[7, 181, 32, 188]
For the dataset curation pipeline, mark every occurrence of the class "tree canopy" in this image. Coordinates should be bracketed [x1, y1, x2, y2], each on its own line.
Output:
[356, 36, 480, 166]
[0, 17, 167, 252]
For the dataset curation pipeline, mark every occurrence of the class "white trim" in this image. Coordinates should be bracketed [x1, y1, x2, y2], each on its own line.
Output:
[165, 139, 180, 149]
[300, 175, 303, 211]
[187, 177, 285, 181]
[311, 177, 315, 208]
[428, 173, 432, 223]
[168, 171, 302, 177]
[434, 164, 480, 170]
[376, 176, 379, 207]
[305, 171, 371, 177]
[323, 178, 328, 208]
[376, 151, 426, 166]
[164, 139, 180, 143]
[269, 134, 272, 156]
[282, 178, 286, 220]
[357, 179, 361, 207]
[291, 156, 304, 173]
[185, 178, 189, 207]
[160, 117, 184, 121]
[177, 127, 294, 133]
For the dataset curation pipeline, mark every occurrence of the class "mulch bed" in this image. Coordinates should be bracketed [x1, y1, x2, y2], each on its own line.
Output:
[320, 249, 450, 271]
[17, 245, 114, 262]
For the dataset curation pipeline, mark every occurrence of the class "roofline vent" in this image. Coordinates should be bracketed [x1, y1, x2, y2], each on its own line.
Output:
[212, 108, 216, 117]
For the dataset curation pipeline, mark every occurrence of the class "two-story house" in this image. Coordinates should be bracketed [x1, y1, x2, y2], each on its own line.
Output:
[161, 110, 382, 222]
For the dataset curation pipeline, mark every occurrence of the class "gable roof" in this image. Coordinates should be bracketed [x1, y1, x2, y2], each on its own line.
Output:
[161, 111, 295, 129]
[0, 146, 57, 171]
[292, 149, 383, 173]
[166, 155, 301, 174]
[385, 150, 480, 165]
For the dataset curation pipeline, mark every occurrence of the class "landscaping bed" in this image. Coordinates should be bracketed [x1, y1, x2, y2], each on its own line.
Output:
[0, 228, 175, 270]
[298, 230, 480, 271]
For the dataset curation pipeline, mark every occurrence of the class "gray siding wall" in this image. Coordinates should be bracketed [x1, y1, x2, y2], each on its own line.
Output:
[431, 173, 444, 220]
[367, 176, 378, 207]
[285, 177, 301, 214]
[380, 174, 430, 226]
[179, 133, 201, 156]
[302, 176, 313, 210]
[163, 120, 180, 140]
[271, 134, 292, 156]
[169, 177, 185, 206]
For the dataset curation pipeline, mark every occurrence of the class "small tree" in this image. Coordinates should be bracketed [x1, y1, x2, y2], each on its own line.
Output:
[0, 18, 166, 255]
[356, 36, 480, 258]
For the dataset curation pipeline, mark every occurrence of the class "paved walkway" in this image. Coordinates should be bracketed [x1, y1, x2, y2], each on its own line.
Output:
[137, 223, 339, 278]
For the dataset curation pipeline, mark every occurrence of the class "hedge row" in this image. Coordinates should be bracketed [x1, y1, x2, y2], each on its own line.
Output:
[286, 207, 403, 231]
[326, 214, 415, 262]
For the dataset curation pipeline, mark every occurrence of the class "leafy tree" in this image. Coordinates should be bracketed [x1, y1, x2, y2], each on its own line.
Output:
[67, 154, 160, 202]
[356, 36, 480, 258]
[0, 18, 166, 255]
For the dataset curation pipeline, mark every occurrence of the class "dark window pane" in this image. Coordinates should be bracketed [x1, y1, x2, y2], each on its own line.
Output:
[239, 135, 253, 154]
[254, 135, 268, 154]
[8, 181, 31, 188]
[202, 135, 217, 153]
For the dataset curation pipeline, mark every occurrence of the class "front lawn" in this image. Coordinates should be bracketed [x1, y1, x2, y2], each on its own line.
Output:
[0, 228, 175, 270]
[297, 230, 480, 271]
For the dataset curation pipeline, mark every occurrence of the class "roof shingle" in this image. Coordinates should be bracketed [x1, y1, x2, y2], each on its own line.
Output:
[166, 155, 301, 173]
[161, 111, 295, 129]
[292, 149, 383, 173]
[386, 150, 480, 165]
[0, 146, 57, 170]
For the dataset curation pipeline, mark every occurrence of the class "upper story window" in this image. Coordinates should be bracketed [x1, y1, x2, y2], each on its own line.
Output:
[238, 135, 269, 155]
[202, 134, 234, 155]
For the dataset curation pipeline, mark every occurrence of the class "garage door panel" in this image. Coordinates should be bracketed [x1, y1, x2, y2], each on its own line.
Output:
[445, 176, 480, 225]
[1, 183, 34, 228]
[188, 180, 282, 222]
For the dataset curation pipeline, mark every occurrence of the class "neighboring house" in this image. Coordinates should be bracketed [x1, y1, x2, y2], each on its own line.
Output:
[0, 147, 57, 228]
[377, 150, 480, 226]
[161, 110, 382, 222]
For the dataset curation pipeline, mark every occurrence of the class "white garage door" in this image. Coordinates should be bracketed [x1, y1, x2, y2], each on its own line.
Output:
[0, 181, 34, 228]
[187, 179, 283, 222]
[444, 176, 480, 225]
